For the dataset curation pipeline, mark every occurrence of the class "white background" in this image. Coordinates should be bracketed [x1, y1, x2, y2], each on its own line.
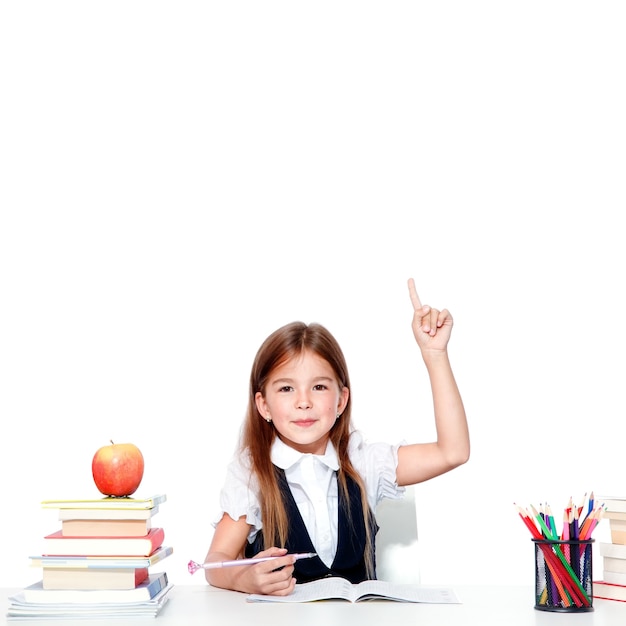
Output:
[1, 1, 624, 590]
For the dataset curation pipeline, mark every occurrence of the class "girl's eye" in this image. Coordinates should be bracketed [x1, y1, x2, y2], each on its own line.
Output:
[278, 386, 293, 393]
[313, 384, 327, 391]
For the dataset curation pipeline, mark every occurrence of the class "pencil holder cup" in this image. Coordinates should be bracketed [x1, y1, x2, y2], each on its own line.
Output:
[533, 539, 594, 612]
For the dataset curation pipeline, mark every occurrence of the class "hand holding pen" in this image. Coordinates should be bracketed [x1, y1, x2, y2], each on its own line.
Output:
[188, 551, 317, 574]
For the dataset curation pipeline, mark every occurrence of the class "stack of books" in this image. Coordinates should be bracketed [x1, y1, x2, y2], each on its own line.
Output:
[594, 494, 626, 602]
[7, 494, 173, 620]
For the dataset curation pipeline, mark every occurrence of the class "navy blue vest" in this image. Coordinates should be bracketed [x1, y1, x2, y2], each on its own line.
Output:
[245, 467, 378, 583]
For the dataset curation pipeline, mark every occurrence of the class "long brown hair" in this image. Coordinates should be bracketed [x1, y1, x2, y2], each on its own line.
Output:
[241, 321, 375, 577]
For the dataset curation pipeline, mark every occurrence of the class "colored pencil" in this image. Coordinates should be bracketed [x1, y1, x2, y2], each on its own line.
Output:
[562, 509, 571, 563]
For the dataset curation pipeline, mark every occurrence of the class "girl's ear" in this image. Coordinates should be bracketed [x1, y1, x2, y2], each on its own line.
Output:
[337, 385, 350, 416]
[255, 391, 268, 420]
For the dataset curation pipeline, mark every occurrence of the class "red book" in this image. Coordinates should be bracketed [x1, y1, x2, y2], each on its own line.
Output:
[43, 528, 165, 557]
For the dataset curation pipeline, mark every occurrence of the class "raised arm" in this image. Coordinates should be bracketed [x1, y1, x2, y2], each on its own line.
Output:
[395, 278, 470, 486]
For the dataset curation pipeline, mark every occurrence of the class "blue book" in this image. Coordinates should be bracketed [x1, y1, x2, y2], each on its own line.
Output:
[22, 571, 169, 604]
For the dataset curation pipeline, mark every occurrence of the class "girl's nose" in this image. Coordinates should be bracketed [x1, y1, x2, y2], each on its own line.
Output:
[296, 393, 312, 409]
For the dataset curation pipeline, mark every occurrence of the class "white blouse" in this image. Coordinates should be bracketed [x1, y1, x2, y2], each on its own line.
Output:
[213, 431, 406, 568]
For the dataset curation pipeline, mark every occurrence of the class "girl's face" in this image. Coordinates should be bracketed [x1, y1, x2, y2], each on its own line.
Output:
[255, 349, 349, 455]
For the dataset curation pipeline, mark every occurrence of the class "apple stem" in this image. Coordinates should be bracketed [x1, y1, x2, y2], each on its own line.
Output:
[110, 440, 114, 445]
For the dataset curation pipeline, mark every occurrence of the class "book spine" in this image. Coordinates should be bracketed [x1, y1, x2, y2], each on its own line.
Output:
[603, 571, 626, 586]
[149, 571, 168, 595]
[31, 546, 173, 569]
[604, 556, 626, 574]
[611, 529, 626, 545]
[42, 567, 149, 590]
[600, 542, 626, 559]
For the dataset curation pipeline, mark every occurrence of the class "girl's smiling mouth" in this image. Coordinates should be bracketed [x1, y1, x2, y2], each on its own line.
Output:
[293, 419, 317, 427]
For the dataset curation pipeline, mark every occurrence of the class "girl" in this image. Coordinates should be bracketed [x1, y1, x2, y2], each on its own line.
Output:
[204, 278, 469, 595]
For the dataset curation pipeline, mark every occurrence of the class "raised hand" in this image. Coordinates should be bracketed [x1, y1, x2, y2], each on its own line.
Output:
[407, 278, 453, 352]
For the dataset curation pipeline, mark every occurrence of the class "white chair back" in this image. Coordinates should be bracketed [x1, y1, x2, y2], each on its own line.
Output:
[374, 485, 420, 584]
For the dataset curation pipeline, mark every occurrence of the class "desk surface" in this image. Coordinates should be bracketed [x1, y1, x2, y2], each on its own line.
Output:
[4, 584, 626, 625]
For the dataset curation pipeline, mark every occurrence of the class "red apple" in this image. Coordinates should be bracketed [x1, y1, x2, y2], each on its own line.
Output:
[92, 441, 144, 497]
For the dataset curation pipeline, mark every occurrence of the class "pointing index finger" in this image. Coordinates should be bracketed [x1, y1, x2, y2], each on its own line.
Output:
[407, 278, 424, 311]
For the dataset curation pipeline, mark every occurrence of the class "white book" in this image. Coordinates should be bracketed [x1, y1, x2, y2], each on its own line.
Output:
[603, 570, 626, 585]
[599, 542, 626, 559]
[58, 505, 160, 521]
[7, 584, 172, 619]
[247, 577, 460, 604]
[603, 556, 626, 574]
[595, 496, 626, 514]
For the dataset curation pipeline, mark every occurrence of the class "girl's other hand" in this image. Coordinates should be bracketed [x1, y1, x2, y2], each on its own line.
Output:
[407, 278, 453, 352]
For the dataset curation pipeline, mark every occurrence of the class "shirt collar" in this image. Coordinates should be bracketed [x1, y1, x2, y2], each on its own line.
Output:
[270, 437, 339, 471]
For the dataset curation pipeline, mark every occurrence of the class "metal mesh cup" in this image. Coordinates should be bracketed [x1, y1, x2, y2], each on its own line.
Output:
[533, 538, 594, 612]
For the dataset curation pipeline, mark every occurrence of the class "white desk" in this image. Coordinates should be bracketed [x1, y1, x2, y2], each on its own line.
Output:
[4, 584, 626, 625]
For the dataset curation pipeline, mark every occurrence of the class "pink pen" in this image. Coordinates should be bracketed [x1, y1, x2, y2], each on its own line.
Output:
[188, 552, 317, 574]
